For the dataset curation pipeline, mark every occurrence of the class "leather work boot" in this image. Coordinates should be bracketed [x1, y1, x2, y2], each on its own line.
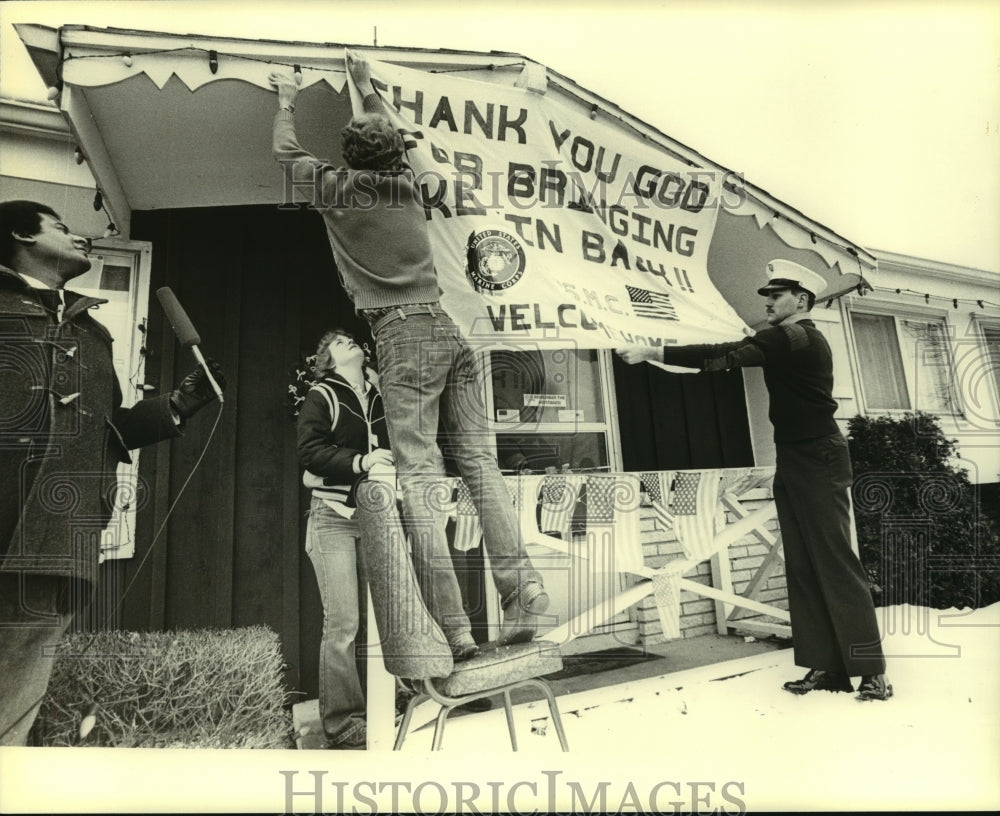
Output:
[782, 669, 854, 695]
[497, 582, 550, 647]
[856, 674, 894, 701]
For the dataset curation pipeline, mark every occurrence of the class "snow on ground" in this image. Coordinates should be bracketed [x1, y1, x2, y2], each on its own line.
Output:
[1, 603, 996, 813]
[399, 603, 1000, 812]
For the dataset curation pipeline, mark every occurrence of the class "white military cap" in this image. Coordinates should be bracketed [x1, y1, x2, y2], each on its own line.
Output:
[757, 259, 828, 298]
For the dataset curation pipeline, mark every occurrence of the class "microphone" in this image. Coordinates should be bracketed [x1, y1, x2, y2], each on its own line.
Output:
[156, 286, 224, 403]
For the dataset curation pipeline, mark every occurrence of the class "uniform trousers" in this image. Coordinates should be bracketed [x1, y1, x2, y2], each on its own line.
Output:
[773, 432, 886, 676]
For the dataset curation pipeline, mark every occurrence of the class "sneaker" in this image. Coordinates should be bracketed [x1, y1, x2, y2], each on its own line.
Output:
[497, 582, 550, 647]
[856, 674, 893, 701]
[449, 634, 480, 661]
[782, 669, 854, 695]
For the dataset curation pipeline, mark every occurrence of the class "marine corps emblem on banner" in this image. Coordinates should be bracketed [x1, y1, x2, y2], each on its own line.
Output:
[465, 229, 527, 293]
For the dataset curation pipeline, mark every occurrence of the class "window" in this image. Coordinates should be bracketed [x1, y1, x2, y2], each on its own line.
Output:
[480, 347, 636, 648]
[485, 347, 620, 473]
[982, 324, 1000, 408]
[850, 310, 957, 414]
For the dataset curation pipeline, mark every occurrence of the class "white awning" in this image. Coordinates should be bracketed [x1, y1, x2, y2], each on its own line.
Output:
[15, 23, 876, 326]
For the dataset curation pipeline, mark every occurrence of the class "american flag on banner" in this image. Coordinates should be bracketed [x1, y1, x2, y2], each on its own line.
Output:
[540, 474, 583, 539]
[671, 470, 721, 561]
[640, 471, 674, 530]
[451, 479, 482, 552]
[626, 286, 679, 322]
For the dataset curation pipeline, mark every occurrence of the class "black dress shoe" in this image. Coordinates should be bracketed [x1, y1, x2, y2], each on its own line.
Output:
[856, 674, 893, 701]
[782, 669, 854, 695]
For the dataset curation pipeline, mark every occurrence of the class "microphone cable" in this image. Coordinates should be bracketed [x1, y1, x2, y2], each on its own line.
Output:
[115, 397, 225, 609]
[0, 398, 225, 745]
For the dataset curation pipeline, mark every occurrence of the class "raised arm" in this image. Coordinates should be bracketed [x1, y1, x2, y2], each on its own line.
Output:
[269, 70, 333, 204]
[346, 52, 386, 115]
[662, 338, 764, 371]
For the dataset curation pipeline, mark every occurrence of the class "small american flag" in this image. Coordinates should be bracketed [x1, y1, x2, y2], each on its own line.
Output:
[627, 286, 678, 322]
[452, 480, 482, 552]
[583, 474, 644, 574]
[652, 571, 683, 640]
[585, 475, 617, 526]
[671, 471, 720, 560]
[641, 471, 674, 530]
[540, 474, 582, 539]
[452, 477, 522, 551]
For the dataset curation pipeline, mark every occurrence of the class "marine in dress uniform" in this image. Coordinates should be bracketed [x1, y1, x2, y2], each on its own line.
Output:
[617, 259, 892, 701]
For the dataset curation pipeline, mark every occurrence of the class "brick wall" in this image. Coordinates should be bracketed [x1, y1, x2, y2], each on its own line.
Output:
[634, 486, 789, 645]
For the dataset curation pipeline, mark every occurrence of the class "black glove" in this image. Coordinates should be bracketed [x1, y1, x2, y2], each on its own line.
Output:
[169, 358, 226, 418]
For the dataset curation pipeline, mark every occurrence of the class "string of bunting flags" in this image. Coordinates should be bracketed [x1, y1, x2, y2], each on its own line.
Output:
[439, 467, 779, 643]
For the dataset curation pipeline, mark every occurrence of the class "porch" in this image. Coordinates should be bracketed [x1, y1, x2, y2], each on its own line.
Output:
[320, 465, 796, 750]
[292, 631, 787, 750]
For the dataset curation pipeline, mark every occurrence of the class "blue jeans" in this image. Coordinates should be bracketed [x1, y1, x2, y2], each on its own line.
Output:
[370, 305, 542, 644]
[304, 498, 366, 743]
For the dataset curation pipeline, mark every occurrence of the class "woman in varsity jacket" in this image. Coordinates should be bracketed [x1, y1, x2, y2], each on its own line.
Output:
[296, 329, 392, 750]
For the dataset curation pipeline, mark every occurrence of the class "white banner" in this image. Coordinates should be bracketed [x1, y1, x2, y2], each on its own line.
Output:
[348, 54, 749, 349]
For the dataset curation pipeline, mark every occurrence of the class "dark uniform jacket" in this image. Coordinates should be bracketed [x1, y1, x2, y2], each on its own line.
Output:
[0, 266, 181, 588]
[659, 318, 839, 443]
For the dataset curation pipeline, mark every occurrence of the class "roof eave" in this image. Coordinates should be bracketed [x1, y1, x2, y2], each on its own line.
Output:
[14, 23, 876, 273]
[0, 95, 69, 138]
[871, 248, 999, 283]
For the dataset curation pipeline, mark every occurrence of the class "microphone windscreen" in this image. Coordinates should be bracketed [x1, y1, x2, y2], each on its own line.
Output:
[156, 287, 201, 348]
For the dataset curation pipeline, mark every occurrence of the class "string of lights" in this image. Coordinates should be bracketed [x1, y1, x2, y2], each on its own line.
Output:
[60, 46, 523, 77]
[822, 286, 999, 311]
[55, 43, 972, 290]
[869, 286, 999, 310]
[89, 187, 120, 239]
[72, 144, 121, 237]
[428, 62, 523, 74]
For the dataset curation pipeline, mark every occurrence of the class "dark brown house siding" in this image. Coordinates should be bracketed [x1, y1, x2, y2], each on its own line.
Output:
[95, 204, 369, 696]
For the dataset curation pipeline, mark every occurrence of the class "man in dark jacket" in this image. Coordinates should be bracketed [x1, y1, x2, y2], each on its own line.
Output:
[0, 200, 224, 744]
[617, 259, 892, 702]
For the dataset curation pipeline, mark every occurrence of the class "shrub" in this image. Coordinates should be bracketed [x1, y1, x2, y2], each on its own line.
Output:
[847, 412, 1000, 609]
[35, 626, 293, 748]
